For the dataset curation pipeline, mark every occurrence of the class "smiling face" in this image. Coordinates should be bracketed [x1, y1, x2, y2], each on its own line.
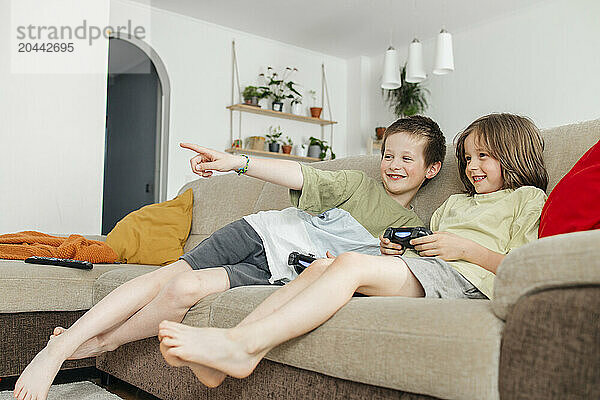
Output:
[463, 133, 504, 194]
[380, 132, 439, 205]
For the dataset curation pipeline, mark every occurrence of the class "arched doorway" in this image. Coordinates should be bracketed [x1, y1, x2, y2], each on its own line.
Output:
[102, 34, 171, 235]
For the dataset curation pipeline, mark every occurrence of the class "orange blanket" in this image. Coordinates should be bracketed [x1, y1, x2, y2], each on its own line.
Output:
[0, 231, 118, 263]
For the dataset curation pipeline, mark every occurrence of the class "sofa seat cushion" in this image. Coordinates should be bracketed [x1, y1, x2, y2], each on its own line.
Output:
[208, 286, 503, 400]
[0, 259, 143, 313]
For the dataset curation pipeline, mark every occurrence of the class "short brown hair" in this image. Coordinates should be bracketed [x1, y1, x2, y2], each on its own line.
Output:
[381, 115, 446, 186]
[454, 113, 548, 196]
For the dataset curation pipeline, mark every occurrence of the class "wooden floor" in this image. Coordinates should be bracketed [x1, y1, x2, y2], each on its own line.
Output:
[0, 368, 159, 400]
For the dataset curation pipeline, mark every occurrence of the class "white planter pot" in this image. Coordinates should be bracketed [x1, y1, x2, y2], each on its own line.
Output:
[296, 144, 308, 157]
[291, 103, 303, 115]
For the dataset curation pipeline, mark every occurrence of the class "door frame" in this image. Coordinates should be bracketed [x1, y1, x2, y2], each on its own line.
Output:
[107, 32, 171, 203]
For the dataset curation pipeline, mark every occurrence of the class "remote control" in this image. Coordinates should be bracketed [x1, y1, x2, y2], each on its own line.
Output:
[24, 256, 93, 270]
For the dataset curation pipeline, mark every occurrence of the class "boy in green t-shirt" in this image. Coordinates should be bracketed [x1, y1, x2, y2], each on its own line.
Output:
[15, 116, 446, 399]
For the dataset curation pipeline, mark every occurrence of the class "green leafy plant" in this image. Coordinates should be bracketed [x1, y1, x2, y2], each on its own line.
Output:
[259, 67, 299, 103]
[309, 136, 336, 160]
[266, 125, 283, 144]
[382, 65, 429, 117]
[284, 136, 293, 146]
[287, 81, 302, 105]
[242, 85, 268, 101]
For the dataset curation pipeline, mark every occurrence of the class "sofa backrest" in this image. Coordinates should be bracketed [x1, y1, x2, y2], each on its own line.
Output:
[179, 119, 600, 250]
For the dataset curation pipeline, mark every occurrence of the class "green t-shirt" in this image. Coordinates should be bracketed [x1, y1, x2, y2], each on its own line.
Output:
[408, 186, 547, 298]
[290, 164, 423, 237]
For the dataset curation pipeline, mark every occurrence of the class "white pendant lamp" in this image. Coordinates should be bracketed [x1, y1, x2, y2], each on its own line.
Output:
[381, 46, 401, 90]
[405, 38, 426, 83]
[433, 29, 454, 75]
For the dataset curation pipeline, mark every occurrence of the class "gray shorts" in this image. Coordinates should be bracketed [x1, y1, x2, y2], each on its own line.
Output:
[180, 219, 272, 288]
[399, 256, 488, 299]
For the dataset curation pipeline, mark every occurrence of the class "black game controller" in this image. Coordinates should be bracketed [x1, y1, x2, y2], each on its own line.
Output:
[383, 227, 433, 249]
[288, 252, 317, 275]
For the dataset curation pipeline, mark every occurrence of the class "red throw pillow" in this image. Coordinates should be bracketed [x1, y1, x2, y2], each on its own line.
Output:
[539, 140, 600, 238]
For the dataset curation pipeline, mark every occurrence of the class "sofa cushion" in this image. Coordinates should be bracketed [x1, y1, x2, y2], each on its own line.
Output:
[0, 259, 144, 313]
[178, 174, 266, 237]
[538, 139, 600, 237]
[106, 189, 193, 266]
[207, 286, 503, 400]
[540, 119, 600, 193]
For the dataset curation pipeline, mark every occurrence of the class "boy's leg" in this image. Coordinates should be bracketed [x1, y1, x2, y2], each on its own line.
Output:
[74, 218, 267, 355]
[160, 257, 334, 386]
[14, 259, 192, 400]
[158, 253, 422, 379]
[236, 257, 334, 326]
[89, 267, 230, 354]
[16, 219, 263, 400]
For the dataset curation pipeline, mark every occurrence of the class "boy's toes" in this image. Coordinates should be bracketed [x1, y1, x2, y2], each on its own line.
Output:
[53, 327, 66, 336]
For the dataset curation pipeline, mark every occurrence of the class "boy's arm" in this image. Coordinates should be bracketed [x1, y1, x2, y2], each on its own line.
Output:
[180, 143, 303, 190]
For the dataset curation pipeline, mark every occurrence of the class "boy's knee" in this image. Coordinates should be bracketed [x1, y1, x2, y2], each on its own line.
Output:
[332, 252, 371, 275]
[335, 251, 364, 265]
[307, 258, 333, 274]
[162, 272, 208, 307]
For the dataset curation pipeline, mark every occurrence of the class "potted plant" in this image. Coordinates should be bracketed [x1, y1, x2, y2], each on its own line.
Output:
[296, 143, 308, 157]
[290, 96, 303, 115]
[307, 136, 335, 160]
[286, 80, 303, 114]
[382, 65, 429, 118]
[266, 125, 283, 152]
[308, 90, 322, 118]
[282, 136, 293, 154]
[260, 67, 298, 112]
[242, 85, 262, 106]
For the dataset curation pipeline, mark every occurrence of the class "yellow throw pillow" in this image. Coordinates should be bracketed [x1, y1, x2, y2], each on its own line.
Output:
[106, 189, 193, 266]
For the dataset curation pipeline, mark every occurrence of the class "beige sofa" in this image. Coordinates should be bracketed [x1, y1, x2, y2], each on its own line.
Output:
[2, 119, 600, 400]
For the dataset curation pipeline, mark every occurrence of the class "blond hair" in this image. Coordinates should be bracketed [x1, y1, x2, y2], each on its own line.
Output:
[454, 113, 548, 196]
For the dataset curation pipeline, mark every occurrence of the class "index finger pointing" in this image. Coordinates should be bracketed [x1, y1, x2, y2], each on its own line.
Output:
[180, 143, 209, 153]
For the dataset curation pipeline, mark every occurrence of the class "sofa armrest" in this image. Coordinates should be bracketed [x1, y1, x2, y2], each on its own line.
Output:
[498, 286, 600, 399]
[492, 229, 600, 320]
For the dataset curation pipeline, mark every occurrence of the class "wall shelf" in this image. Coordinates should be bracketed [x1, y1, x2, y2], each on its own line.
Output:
[226, 104, 337, 126]
[225, 147, 321, 163]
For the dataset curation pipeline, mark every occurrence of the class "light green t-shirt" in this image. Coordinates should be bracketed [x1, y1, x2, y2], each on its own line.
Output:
[406, 186, 546, 298]
[290, 164, 423, 237]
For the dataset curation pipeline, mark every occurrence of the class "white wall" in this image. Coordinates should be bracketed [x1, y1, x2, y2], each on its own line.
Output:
[362, 0, 600, 146]
[0, 0, 348, 235]
[110, 0, 348, 201]
[0, 0, 110, 235]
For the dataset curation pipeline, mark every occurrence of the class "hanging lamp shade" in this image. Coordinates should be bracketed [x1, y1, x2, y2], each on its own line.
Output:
[433, 29, 454, 75]
[381, 46, 401, 89]
[405, 38, 426, 83]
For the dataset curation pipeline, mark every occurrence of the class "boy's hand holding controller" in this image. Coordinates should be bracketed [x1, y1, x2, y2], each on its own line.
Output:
[411, 231, 476, 261]
[379, 235, 406, 255]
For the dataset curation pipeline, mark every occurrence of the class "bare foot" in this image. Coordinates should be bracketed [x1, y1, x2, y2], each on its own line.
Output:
[158, 320, 264, 379]
[159, 341, 226, 388]
[13, 340, 67, 400]
[50, 326, 106, 359]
